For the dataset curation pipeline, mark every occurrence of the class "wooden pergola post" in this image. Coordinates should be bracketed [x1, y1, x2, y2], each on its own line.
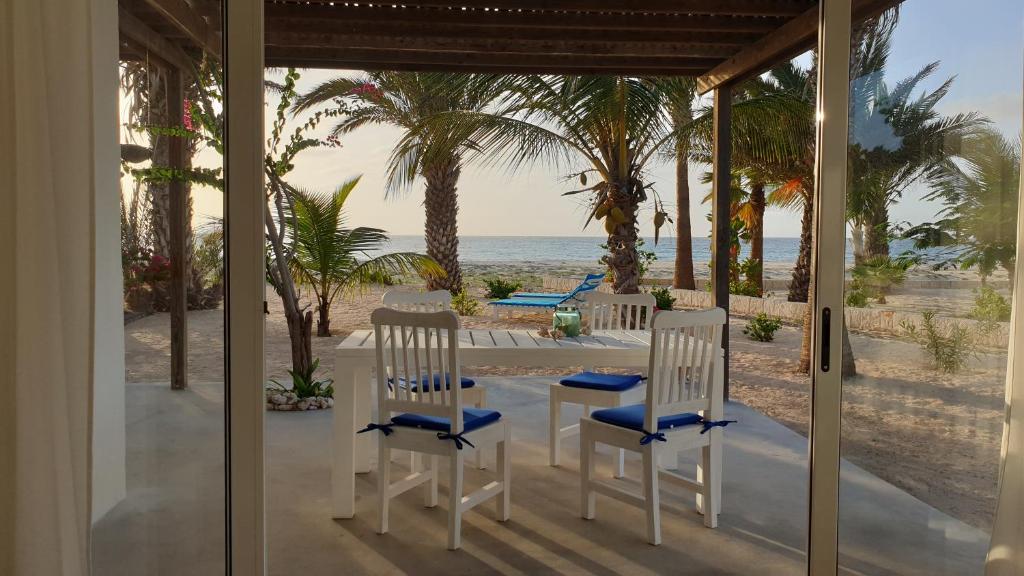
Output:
[711, 86, 732, 400]
[167, 67, 188, 391]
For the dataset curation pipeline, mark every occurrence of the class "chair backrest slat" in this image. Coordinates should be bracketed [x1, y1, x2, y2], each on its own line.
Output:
[643, 308, 726, 434]
[372, 308, 462, 426]
[382, 289, 452, 312]
[582, 292, 657, 332]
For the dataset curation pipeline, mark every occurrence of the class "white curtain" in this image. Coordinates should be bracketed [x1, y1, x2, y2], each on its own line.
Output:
[986, 86, 1024, 574]
[0, 0, 107, 573]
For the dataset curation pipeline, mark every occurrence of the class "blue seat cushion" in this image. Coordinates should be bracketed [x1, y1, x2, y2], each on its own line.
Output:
[559, 371, 644, 392]
[591, 404, 703, 432]
[398, 373, 475, 392]
[391, 407, 501, 433]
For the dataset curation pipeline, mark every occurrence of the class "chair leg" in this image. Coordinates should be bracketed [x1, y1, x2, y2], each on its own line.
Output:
[377, 438, 392, 535]
[424, 454, 438, 508]
[549, 388, 561, 467]
[410, 451, 421, 473]
[580, 424, 596, 520]
[448, 449, 465, 550]
[642, 444, 661, 545]
[614, 448, 625, 479]
[701, 439, 721, 528]
[496, 423, 511, 521]
[475, 388, 487, 470]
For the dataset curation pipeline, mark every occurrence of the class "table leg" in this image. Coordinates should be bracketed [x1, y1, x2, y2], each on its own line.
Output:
[332, 363, 358, 519]
[354, 366, 372, 473]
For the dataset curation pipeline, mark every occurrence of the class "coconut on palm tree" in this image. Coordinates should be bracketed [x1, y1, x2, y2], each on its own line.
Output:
[293, 72, 496, 294]
[290, 176, 444, 336]
[405, 74, 679, 294]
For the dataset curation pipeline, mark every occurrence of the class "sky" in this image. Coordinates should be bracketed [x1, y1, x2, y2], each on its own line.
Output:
[185, 0, 1023, 239]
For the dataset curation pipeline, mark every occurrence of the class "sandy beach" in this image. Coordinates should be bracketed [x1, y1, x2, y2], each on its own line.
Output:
[124, 266, 1007, 532]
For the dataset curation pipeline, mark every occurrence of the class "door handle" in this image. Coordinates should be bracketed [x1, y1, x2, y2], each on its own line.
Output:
[821, 307, 831, 373]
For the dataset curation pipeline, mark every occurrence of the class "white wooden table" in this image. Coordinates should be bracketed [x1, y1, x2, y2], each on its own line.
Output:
[332, 328, 651, 518]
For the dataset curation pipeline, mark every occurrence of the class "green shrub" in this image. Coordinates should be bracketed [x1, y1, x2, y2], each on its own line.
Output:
[901, 311, 976, 373]
[845, 289, 869, 308]
[483, 277, 523, 300]
[268, 358, 334, 399]
[970, 286, 1011, 322]
[365, 269, 398, 286]
[451, 290, 481, 316]
[850, 256, 910, 304]
[731, 279, 761, 297]
[649, 287, 676, 310]
[743, 313, 783, 342]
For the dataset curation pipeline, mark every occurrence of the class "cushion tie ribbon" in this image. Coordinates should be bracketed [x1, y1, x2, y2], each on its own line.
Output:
[357, 422, 394, 436]
[639, 430, 666, 445]
[437, 431, 475, 450]
[699, 418, 737, 434]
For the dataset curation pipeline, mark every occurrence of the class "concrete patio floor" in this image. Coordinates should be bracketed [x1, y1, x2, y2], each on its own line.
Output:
[92, 377, 990, 575]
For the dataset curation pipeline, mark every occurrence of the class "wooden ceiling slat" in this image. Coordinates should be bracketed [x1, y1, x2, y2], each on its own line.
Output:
[266, 46, 722, 71]
[140, 0, 221, 59]
[266, 18, 764, 45]
[265, 32, 741, 60]
[266, 60, 704, 76]
[119, 6, 194, 71]
[264, 3, 787, 33]
[280, 0, 814, 17]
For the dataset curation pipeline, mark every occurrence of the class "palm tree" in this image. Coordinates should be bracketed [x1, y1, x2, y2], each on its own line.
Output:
[689, 65, 816, 301]
[290, 176, 443, 336]
[847, 47, 982, 263]
[408, 75, 678, 294]
[906, 128, 1020, 286]
[661, 78, 699, 290]
[293, 72, 495, 294]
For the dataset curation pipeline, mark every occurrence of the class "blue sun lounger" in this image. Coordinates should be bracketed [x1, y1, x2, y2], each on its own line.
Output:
[488, 273, 605, 317]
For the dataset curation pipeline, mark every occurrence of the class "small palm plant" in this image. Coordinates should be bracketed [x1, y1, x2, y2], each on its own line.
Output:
[290, 176, 444, 336]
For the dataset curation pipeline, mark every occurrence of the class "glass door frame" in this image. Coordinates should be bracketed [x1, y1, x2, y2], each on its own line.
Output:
[224, 0, 266, 573]
[217, 0, 863, 573]
[807, 0, 853, 574]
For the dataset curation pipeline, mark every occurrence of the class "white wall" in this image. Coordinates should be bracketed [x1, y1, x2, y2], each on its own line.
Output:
[91, 0, 126, 522]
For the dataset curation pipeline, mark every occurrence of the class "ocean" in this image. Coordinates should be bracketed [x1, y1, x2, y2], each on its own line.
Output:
[377, 236, 922, 264]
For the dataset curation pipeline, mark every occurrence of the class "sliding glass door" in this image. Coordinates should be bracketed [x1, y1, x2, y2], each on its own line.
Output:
[812, 0, 1023, 573]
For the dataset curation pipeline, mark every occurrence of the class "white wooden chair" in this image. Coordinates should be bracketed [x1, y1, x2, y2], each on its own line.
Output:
[382, 290, 487, 469]
[365, 308, 511, 550]
[549, 291, 656, 477]
[579, 308, 730, 545]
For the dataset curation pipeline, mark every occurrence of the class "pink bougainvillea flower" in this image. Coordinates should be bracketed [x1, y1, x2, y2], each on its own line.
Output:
[183, 98, 194, 131]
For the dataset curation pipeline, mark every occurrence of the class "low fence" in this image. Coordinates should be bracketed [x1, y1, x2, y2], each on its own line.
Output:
[541, 276, 1010, 348]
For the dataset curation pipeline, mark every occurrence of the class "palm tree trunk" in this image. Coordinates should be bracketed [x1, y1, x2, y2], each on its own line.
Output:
[863, 209, 891, 260]
[672, 110, 696, 290]
[422, 157, 464, 294]
[749, 182, 766, 294]
[316, 294, 331, 337]
[673, 145, 696, 290]
[851, 222, 866, 266]
[789, 191, 813, 302]
[606, 181, 641, 294]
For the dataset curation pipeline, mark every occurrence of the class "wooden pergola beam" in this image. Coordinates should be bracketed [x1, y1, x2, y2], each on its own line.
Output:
[266, 18, 763, 46]
[710, 87, 732, 399]
[141, 0, 221, 60]
[167, 68, 189, 391]
[265, 32, 741, 60]
[265, 46, 721, 74]
[264, 3, 787, 33]
[118, 6, 194, 72]
[286, 0, 814, 17]
[697, 0, 903, 93]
